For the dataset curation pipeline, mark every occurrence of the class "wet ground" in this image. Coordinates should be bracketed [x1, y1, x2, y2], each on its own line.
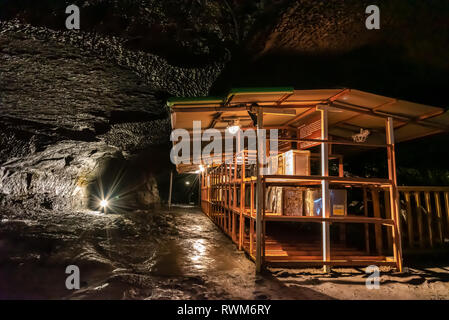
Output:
[0, 205, 328, 299]
[1, 205, 448, 300]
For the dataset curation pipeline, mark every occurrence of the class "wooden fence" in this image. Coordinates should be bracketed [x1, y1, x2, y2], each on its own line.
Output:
[398, 187, 449, 250]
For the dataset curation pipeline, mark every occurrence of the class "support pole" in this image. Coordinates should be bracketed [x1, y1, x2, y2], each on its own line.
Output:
[256, 106, 264, 273]
[198, 171, 201, 208]
[386, 117, 403, 272]
[319, 105, 331, 273]
[168, 169, 173, 210]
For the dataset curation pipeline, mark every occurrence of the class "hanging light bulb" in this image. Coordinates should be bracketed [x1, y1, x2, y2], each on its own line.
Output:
[227, 119, 240, 135]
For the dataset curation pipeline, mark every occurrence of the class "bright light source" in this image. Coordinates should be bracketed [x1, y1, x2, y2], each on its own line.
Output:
[100, 199, 108, 207]
[185, 181, 190, 185]
[227, 119, 240, 135]
[227, 125, 240, 135]
[199, 165, 205, 172]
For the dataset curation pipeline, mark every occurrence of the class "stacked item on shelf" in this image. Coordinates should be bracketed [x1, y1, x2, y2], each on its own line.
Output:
[304, 189, 347, 216]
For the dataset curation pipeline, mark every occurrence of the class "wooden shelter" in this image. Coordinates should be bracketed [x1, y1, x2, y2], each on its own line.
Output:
[168, 88, 449, 272]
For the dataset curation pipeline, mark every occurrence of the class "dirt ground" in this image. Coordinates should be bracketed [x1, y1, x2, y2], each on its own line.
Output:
[269, 266, 449, 300]
[1, 205, 448, 300]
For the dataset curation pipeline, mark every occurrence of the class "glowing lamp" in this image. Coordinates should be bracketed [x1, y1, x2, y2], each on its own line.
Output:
[100, 199, 108, 208]
[227, 119, 240, 135]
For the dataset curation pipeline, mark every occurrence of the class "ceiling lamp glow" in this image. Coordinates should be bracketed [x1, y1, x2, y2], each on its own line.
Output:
[227, 119, 240, 135]
[100, 199, 109, 208]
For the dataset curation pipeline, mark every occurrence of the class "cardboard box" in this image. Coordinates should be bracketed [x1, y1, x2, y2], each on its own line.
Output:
[283, 150, 310, 176]
[268, 150, 310, 175]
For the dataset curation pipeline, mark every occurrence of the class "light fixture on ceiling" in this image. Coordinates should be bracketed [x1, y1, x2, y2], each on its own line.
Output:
[227, 119, 240, 135]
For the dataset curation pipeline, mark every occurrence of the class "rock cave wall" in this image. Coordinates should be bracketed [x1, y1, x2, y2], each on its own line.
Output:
[0, 20, 225, 213]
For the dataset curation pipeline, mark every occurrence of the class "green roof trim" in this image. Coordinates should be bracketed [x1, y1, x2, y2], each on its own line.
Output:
[167, 87, 295, 107]
[228, 87, 294, 95]
[167, 96, 224, 107]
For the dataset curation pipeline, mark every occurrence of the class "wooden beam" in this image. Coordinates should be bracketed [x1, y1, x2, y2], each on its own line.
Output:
[371, 189, 383, 255]
[414, 192, 425, 248]
[328, 88, 351, 102]
[424, 192, 434, 248]
[208, 112, 222, 129]
[445, 192, 449, 240]
[385, 190, 393, 251]
[262, 108, 296, 116]
[363, 188, 370, 253]
[276, 93, 293, 106]
[386, 117, 403, 272]
[255, 106, 264, 273]
[404, 192, 414, 248]
[434, 192, 444, 245]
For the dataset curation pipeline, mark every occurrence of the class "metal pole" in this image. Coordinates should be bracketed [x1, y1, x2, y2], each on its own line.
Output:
[168, 170, 173, 210]
[198, 171, 201, 207]
[256, 106, 264, 273]
[319, 105, 331, 273]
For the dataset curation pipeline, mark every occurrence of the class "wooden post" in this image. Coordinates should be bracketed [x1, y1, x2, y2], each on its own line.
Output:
[386, 117, 403, 272]
[445, 192, 449, 238]
[434, 192, 444, 245]
[239, 151, 246, 250]
[404, 192, 414, 248]
[424, 192, 434, 248]
[363, 187, 370, 253]
[338, 155, 344, 177]
[255, 106, 264, 273]
[318, 105, 331, 273]
[371, 189, 383, 255]
[338, 155, 346, 245]
[414, 192, 425, 248]
[168, 170, 173, 210]
[384, 190, 393, 251]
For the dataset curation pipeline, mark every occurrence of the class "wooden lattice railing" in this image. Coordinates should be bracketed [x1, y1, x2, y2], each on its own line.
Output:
[398, 187, 449, 250]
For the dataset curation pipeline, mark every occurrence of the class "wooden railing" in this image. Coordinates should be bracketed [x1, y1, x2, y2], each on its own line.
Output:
[398, 187, 449, 250]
